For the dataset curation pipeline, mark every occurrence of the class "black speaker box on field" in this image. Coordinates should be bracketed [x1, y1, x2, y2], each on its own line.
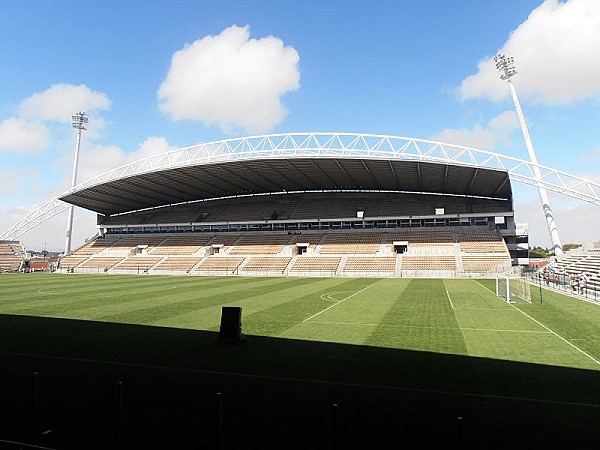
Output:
[219, 306, 243, 344]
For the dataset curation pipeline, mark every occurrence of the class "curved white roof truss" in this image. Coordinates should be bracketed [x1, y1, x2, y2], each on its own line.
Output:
[2, 132, 599, 241]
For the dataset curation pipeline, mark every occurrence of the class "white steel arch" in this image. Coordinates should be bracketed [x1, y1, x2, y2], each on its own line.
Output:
[2, 132, 599, 242]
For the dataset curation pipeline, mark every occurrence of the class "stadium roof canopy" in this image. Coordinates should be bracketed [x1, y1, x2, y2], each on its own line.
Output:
[60, 156, 512, 217]
[5, 133, 600, 242]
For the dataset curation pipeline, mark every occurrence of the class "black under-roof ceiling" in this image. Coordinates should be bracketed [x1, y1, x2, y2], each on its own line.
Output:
[60, 157, 513, 216]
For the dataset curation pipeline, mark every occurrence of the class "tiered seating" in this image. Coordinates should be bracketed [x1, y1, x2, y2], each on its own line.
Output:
[149, 235, 211, 255]
[228, 234, 291, 255]
[79, 256, 124, 270]
[74, 237, 119, 255]
[319, 233, 382, 254]
[387, 229, 454, 245]
[58, 254, 89, 269]
[343, 256, 396, 272]
[554, 255, 600, 288]
[401, 255, 456, 270]
[241, 257, 292, 273]
[114, 256, 163, 271]
[461, 255, 511, 272]
[153, 256, 203, 272]
[0, 241, 24, 272]
[109, 235, 166, 251]
[290, 198, 344, 219]
[458, 230, 511, 273]
[64, 227, 518, 278]
[210, 234, 243, 252]
[216, 202, 269, 221]
[194, 256, 245, 272]
[288, 233, 325, 246]
[459, 241, 507, 253]
[0, 255, 22, 271]
[289, 257, 341, 274]
[458, 230, 502, 242]
[557, 255, 600, 274]
[0, 242, 18, 253]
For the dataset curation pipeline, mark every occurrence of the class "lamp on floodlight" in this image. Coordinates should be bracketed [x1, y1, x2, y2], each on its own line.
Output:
[72, 111, 88, 130]
[494, 54, 563, 259]
[494, 54, 517, 80]
[64, 111, 89, 255]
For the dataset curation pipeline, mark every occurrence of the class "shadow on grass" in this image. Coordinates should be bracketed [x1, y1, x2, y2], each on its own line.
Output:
[1, 313, 599, 450]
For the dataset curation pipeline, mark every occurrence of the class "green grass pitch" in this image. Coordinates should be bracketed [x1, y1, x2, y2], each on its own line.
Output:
[1, 273, 600, 449]
[2, 274, 599, 370]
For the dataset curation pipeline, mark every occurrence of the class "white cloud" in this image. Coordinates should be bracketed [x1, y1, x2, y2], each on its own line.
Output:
[0, 118, 49, 152]
[127, 136, 177, 163]
[430, 110, 518, 150]
[158, 25, 300, 134]
[460, 0, 600, 104]
[76, 136, 177, 183]
[18, 84, 111, 122]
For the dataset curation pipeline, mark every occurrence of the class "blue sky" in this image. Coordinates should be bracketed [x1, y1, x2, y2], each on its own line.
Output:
[1, 0, 599, 251]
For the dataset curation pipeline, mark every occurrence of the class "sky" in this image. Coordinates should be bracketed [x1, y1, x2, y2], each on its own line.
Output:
[1, 0, 599, 252]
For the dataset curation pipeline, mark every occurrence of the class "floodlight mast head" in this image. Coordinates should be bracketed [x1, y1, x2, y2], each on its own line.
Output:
[494, 54, 517, 80]
[72, 111, 88, 130]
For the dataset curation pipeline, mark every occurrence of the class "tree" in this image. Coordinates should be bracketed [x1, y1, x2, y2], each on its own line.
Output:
[562, 243, 581, 252]
[529, 246, 551, 258]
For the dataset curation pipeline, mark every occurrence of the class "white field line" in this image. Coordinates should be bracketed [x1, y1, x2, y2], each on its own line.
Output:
[460, 307, 511, 311]
[302, 281, 378, 323]
[445, 290, 454, 310]
[1, 348, 598, 409]
[475, 280, 600, 366]
[510, 306, 600, 366]
[308, 320, 550, 333]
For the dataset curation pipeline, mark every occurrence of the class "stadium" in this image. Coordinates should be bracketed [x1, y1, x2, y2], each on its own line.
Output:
[1, 132, 600, 449]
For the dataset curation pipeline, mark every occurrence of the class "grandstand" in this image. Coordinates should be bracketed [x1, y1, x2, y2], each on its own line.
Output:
[552, 240, 600, 292]
[55, 147, 521, 278]
[0, 240, 25, 272]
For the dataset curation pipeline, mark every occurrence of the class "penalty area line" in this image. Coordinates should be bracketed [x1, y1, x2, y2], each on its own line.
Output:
[445, 290, 454, 310]
[510, 305, 600, 366]
[309, 321, 550, 333]
[303, 281, 378, 323]
[475, 279, 600, 366]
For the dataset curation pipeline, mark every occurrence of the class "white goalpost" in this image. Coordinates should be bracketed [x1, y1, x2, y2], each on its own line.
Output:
[496, 276, 532, 304]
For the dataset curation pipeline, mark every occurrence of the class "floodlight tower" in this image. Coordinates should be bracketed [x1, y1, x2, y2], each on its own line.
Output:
[494, 55, 563, 259]
[64, 111, 88, 255]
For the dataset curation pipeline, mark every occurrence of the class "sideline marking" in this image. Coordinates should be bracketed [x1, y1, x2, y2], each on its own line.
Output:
[475, 280, 600, 366]
[308, 321, 550, 333]
[460, 307, 511, 311]
[445, 290, 455, 310]
[303, 282, 377, 323]
[0, 348, 598, 409]
[35, 285, 177, 296]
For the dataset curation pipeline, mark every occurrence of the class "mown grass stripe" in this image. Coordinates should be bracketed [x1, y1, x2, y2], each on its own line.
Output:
[97, 276, 319, 325]
[309, 321, 551, 333]
[244, 278, 377, 337]
[302, 280, 378, 322]
[364, 279, 468, 354]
